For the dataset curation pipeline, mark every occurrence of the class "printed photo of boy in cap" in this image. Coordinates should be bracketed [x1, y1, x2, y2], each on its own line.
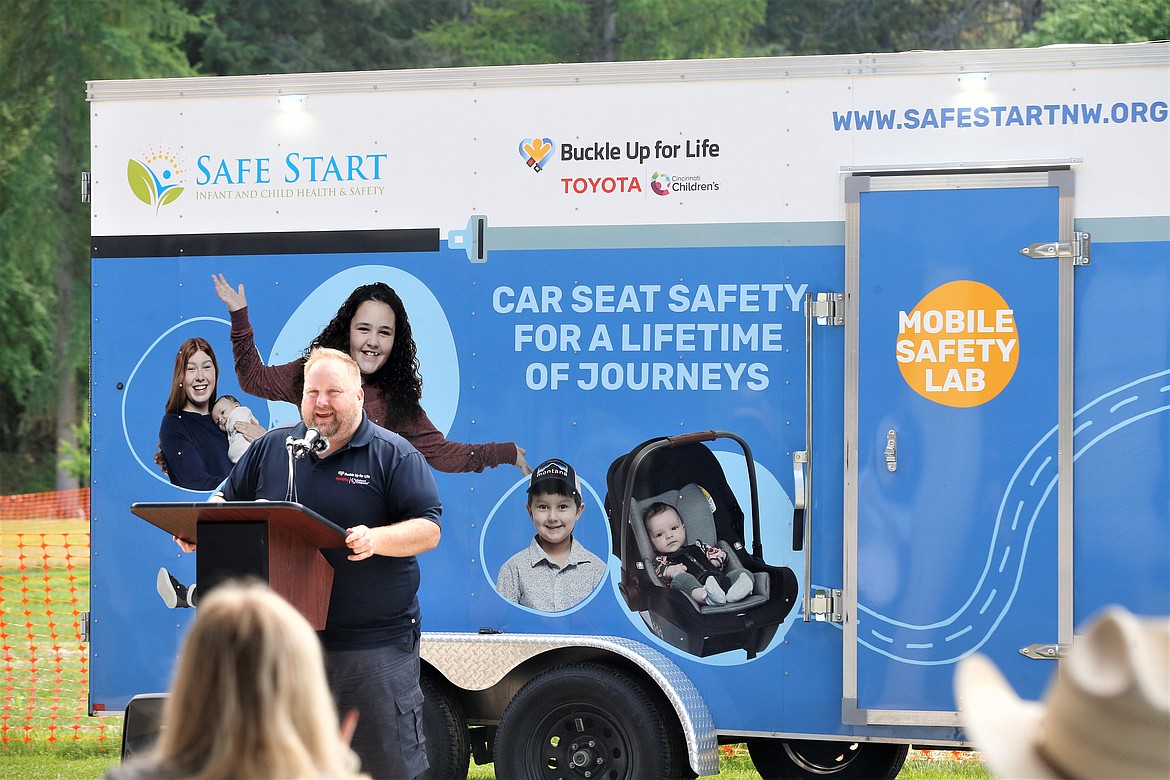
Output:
[496, 458, 606, 612]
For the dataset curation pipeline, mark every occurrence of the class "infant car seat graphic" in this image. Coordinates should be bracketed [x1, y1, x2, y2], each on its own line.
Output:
[605, 431, 798, 659]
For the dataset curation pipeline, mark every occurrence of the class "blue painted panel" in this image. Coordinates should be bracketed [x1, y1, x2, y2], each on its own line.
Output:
[89, 242, 835, 729]
[88, 225, 1168, 740]
[856, 186, 1061, 710]
[1070, 241, 1170, 621]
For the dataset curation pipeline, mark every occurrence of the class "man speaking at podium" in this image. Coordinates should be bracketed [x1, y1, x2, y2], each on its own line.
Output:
[218, 346, 442, 779]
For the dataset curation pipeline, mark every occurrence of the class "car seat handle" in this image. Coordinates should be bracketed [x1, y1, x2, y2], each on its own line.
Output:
[665, 430, 718, 447]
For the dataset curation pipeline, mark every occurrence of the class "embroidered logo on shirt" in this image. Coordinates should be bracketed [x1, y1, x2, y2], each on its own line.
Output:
[336, 469, 371, 486]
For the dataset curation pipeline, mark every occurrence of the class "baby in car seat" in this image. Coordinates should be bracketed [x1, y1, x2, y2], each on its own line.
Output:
[644, 502, 754, 605]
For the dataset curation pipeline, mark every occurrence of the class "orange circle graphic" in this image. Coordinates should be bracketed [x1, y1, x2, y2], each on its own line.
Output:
[895, 280, 1019, 408]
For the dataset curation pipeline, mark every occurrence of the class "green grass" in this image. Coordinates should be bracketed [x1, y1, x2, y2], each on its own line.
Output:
[710, 749, 993, 779]
[899, 757, 993, 778]
[6, 742, 991, 779]
[0, 742, 121, 780]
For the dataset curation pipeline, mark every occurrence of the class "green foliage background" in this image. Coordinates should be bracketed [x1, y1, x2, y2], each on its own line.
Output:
[0, 0, 1164, 494]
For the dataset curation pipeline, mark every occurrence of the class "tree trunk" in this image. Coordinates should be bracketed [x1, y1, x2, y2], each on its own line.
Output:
[1017, 0, 1046, 35]
[595, 0, 617, 62]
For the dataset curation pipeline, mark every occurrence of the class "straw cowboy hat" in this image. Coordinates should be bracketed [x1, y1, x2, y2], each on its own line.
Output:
[954, 606, 1169, 779]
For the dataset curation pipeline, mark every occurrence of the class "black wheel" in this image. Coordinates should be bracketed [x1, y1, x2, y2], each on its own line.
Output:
[495, 663, 690, 780]
[747, 738, 908, 780]
[419, 672, 471, 780]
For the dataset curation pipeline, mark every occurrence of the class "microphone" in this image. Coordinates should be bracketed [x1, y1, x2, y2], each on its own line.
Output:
[300, 427, 328, 453]
[286, 427, 329, 459]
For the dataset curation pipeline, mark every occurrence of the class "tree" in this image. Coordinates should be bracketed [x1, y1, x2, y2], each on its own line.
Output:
[180, 0, 466, 74]
[759, 0, 1045, 55]
[608, 0, 766, 61]
[413, 0, 592, 66]
[58, 401, 91, 485]
[0, 0, 199, 493]
[414, 0, 766, 66]
[1020, 0, 1170, 45]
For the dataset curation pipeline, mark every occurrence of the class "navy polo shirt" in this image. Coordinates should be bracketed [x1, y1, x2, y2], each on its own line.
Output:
[221, 413, 442, 650]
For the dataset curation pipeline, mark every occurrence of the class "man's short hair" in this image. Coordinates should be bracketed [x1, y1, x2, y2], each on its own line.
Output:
[304, 347, 361, 390]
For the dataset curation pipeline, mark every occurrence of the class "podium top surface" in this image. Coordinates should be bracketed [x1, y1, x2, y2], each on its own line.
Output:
[131, 501, 348, 548]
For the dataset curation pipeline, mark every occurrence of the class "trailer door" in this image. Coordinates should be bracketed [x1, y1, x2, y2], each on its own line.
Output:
[843, 170, 1072, 727]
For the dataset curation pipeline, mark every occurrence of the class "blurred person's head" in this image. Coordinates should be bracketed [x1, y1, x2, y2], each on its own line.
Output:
[154, 581, 364, 779]
[956, 606, 1169, 779]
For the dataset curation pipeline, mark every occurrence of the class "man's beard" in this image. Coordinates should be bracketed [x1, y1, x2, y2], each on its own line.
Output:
[305, 407, 357, 440]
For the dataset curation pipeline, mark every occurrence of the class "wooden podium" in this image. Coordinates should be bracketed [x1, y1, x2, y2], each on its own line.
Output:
[131, 501, 347, 629]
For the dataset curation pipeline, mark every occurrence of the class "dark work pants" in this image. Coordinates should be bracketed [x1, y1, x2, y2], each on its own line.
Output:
[325, 633, 427, 780]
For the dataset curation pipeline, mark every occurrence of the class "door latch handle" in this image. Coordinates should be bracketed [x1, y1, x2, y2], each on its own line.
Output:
[884, 430, 897, 472]
[792, 450, 807, 552]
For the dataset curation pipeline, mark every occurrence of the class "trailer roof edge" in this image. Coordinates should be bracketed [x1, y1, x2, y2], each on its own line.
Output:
[87, 42, 1169, 102]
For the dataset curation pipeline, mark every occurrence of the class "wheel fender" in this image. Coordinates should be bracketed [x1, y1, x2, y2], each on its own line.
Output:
[421, 632, 719, 777]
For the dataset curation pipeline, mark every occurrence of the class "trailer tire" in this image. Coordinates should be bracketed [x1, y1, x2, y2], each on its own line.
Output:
[419, 672, 470, 780]
[495, 662, 691, 780]
[747, 738, 908, 780]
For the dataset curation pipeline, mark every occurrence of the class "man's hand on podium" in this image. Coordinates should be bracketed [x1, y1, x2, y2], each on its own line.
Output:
[345, 525, 376, 562]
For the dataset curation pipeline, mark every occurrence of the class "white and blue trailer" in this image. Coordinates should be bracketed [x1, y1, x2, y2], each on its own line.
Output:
[88, 41, 1169, 778]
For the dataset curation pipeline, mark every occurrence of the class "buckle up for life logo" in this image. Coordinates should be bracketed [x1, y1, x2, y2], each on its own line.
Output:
[519, 137, 554, 172]
[127, 146, 187, 213]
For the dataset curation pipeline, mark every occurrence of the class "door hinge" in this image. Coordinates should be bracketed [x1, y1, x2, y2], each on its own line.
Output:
[809, 587, 843, 622]
[1020, 642, 1065, 660]
[1019, 231, 1090, 266]
[81, 611, 90, 643]
[81, 172, 91, 204]
[808, 292, 844, 326]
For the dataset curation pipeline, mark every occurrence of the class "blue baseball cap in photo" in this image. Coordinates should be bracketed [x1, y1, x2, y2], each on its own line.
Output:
[527, 459, 580, 496]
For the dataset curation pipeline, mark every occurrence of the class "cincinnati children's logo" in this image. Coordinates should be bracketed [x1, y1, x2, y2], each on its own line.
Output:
[127, 145, 187, 213]
[519, 136, 554, 173]
[650, 171, 672, 196]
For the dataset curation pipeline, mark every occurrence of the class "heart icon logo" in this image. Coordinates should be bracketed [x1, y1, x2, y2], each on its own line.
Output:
[519, 137, 554, 172]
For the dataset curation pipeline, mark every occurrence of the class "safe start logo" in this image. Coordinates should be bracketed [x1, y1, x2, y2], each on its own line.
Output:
[519, 137, 554, 172]
[127, 145, 187, 213]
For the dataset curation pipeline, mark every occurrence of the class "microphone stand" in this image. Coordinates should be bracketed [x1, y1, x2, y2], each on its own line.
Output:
[284, 436, 299, 502]
[283, 429, 326, 502]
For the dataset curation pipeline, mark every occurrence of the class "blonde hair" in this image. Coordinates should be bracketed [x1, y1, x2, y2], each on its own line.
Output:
[304, 347, 362, 391]
[152, 581, 364, 779]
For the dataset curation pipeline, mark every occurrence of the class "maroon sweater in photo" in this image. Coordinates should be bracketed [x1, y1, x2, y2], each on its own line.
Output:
[229, 307, 518, 473]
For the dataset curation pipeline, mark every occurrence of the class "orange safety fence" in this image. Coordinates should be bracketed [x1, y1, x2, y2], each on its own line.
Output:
[0, 488, 119, 744]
